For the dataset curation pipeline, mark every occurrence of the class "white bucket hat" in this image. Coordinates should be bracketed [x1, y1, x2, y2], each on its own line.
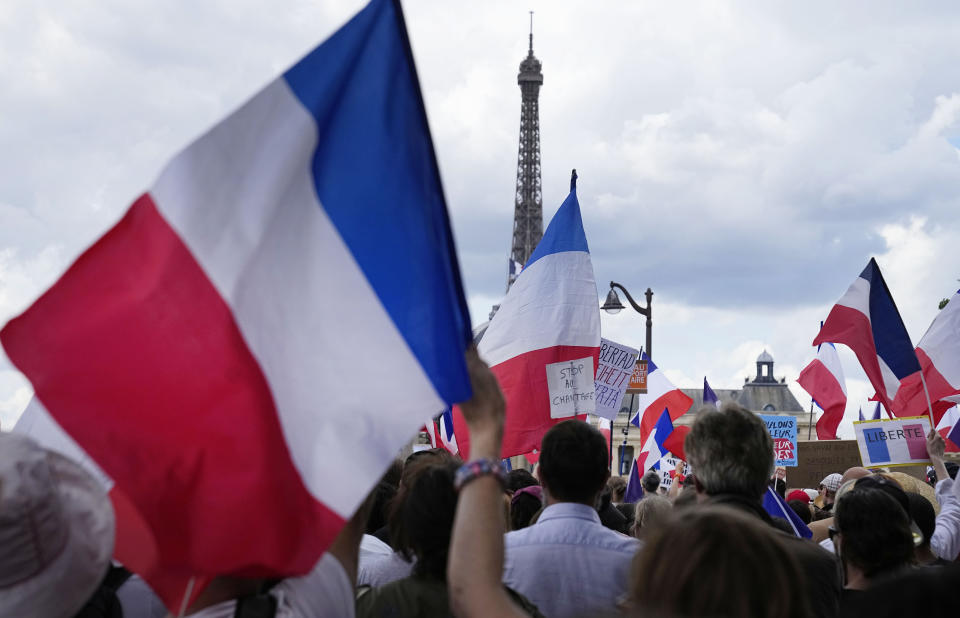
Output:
[0, 431, 115, 618]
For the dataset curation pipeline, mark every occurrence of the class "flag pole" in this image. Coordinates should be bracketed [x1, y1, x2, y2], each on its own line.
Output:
[919, 370, 937, 428]
[807, 399, 814, 440]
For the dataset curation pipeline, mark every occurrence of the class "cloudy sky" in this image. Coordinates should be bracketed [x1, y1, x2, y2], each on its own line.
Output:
[2, 0, 959, 438]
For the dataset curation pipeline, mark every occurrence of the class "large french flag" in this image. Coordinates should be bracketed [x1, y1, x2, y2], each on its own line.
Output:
[1, 0, 471, 607]
[936, 400, 960, 452]
[797, 342, 847, 440]
[630, 352, 693, 445]
[813, 258, 920, 414]
[891, 290, 960, 420]
[636, 408, 675, 472]
[454, 174, 601, 458]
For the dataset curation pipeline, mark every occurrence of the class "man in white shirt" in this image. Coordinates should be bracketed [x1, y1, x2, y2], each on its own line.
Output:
[503, 420, 639, 618]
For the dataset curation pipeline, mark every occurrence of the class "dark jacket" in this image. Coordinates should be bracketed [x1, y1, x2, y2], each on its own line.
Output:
[708, 493, 841, 618]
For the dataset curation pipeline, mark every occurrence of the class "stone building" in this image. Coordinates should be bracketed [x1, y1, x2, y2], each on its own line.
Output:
[611, 351, 816, 476]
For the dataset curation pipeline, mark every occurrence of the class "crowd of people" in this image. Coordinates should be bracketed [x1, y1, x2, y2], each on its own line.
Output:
[4, 348, 960, 617]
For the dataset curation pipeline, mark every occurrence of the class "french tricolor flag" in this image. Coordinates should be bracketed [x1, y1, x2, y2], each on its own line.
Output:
[630, 353, 693, 445]
[455, 172, 601, 458]
[892, 290, 960, 420]
[636, 408, 675, 472]
[797, 342, 847, 440]
[1, 0, 471, 608]
[935, 399, 960, 452]
[813, 258, 920, 415]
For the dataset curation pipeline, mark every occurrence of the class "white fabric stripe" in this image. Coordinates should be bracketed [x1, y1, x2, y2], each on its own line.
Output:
[817, 345, 847, 397]
[836, 275, 871, 319]
[937, 408, 960, 431]
[151, 79, 443, 517]
[919, 292, 960, 386]
[634, 369, 677, 410]
[479, 251, 600, 367]
[877, 357, 901, 400]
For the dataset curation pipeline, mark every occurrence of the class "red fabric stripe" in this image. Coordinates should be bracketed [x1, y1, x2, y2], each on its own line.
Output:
[663, 425, 689, 462]
[797, 358, 847, 440]
[814, 304, 895, 412]
[892, 349, 960, 419]
[636, 390, 693, 444]
[0, 195, 344, 591]
[453, 345, 600, 459]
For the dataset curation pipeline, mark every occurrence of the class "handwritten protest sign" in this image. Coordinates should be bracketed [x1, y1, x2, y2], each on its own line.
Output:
[546, 357, 595, 418]
[658, 456, 680, 490]
[760, 414, 798, 467]
[854, 416, 932, 467]
[593, 338, 640, 421]
[626, 359, 648, 394]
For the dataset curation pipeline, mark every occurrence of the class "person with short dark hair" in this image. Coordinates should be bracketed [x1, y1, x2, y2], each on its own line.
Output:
[905, 492, 948, 566]
[507, 469, 539, 493]
[641, 470, 660, 496]
[503, 420, 639, 618]
[787, 499, 812, 525]
[685, 403, 841, 617]
[831, 484, 915, 600]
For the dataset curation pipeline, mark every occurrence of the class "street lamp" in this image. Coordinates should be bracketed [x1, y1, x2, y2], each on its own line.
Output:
[601, 281, 653, 359]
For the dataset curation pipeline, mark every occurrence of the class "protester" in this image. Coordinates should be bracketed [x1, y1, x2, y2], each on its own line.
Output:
[926, 428, 960, 561]
[607, 475, 627, 503]
[510, 485, 543, 531]
[508, 469, 539, 493]
[502, 420, 639, 618]
[598, 487, 630, 533]
[447, 347, 531, 618]
[357, 459, 542, 617]
[787, 499, 812, 525]
[640, 470, 660, 497]
[632, 494, 672, 540]
[0, 432, 115, 618]
[818, 473, 842, 512]
[831, 483, 915, 604]
[906, 492, 949, 566]
[684, 403, 841, 617]
[625, 505, 810, 618]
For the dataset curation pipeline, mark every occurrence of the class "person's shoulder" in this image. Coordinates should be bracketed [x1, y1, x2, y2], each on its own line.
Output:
[357, 576, 448, 618]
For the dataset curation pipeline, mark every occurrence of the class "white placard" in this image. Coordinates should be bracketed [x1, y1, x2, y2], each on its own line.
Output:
[593, 338, 640, 421]
[546, 356, 596, 418]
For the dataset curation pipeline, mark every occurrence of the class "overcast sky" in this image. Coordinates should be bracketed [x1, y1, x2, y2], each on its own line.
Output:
[2, 1, 959, 438]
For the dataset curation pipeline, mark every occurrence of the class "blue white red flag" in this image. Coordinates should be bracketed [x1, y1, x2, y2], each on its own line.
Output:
[763, 486, 813, 539]
[858, 406, 865, 422]
[0, 0, 471, 609]
[624, 458, 643, 503]
[630, 353, 693, 447]
[455, 172, 601, 458]
[813, 258, 919, 415]
[702, 377, 720, 409]
[936, 403, 960, 451]
[797, 342, 847, 440]
[870, 401, 882, 421]
[892, 289, 960, 419]
[636, 408, 675, 472]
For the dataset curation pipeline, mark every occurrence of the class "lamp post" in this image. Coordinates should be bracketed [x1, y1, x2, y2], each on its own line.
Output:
[601, 281, 653, 359]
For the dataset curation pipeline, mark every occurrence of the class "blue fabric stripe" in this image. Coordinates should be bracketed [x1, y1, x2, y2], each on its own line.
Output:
[763, 487, 812, 538]
[524, 189, 590, 269]
[283, 0, 471, 404]
[860, 259, 920, 379]
[641, 351, 658, 374]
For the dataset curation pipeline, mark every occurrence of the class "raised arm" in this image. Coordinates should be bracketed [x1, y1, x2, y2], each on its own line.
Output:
[448, 347, 527, 618]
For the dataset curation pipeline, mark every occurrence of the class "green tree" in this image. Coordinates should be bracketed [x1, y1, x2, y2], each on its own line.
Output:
[940, 298, 950, 310]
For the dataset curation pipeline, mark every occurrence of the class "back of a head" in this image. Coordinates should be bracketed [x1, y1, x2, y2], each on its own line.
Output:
[834, 487, 914, 579]
[607, 475, 628, 503]
[685, 404, 772, 499]
[539, 420, 609, 503]
[633, 495, 672, 539]
[627, 505, 809, 618]
[390, 459, 460, 579]
[641, 470, 661, 493]
[507, 469, 539, 493]
[905, 492, 935, 549]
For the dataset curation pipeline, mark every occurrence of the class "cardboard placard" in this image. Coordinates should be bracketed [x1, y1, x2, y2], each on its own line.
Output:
[593, 338, 640, 421]
[546, 357, 595, 418]
[626, 359, 648, 393]
[760, 415, 798, 467]
[789, 441, 862, 490]
[854, 416, 932, 468]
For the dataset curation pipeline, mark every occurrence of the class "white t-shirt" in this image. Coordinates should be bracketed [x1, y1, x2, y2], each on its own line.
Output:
[185, 553, 354, 618]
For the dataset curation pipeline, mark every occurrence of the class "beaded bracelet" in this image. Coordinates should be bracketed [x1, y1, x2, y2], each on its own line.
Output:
[454, 458, 508, 492]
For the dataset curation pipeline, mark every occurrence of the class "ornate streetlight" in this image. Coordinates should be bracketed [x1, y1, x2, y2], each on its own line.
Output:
[601, 281, 653, 359]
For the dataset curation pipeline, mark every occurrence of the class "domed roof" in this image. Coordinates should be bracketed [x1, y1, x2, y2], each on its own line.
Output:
[757, 349, 774, 363]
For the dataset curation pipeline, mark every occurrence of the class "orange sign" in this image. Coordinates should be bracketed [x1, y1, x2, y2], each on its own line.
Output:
[626, 360, 648, 393]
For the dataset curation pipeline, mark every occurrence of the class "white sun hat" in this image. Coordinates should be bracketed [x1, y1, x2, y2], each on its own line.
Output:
[0, 431, 115, 618]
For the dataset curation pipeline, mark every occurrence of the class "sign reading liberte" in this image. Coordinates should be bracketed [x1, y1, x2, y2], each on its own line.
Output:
[853, 416, 932, 467]
[593, 338, 640, 421]
[546, 357, 596, 418]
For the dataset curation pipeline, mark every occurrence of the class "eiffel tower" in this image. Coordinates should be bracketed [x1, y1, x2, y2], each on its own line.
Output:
[507, 13, 544, 291]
